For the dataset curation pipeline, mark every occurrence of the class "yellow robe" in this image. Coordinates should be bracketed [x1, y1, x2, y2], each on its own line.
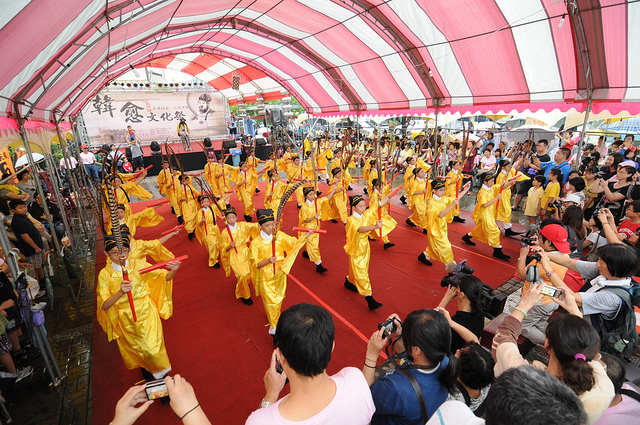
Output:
[166, 174, 183, 216]
[495, 170, 513, 223]
[246, 156, 260, 192]
[96, 259, 173, 373]
[157, 168, 172, 196]
[328, 175, 352, 222]
[221, 222, 260, 299]
[250, 231, 307, 328]
[264, 180, 288, 210]
[444, 170, 463, 222]
[409, 178, 428, 228]
[195, 206, 222, 267]
[368, 188, 397, 244]
[204, 162, 219, 195]
[425, 195, 456, 264]
[286, 164, 311, 205]
[107, 207, 164, 237]
[298, 198, 332, 263]
[236, 171, 256, 217]
[103, 181, 151, 218]
[178, 183, 200, 233]
[363, 158, 373, 184]
[214, 163, 238, 195]
[105, 238, 175, 265]
[470, 185, 501, 247]
[261, 159, 286, 181]
[344, 208, 381, 296]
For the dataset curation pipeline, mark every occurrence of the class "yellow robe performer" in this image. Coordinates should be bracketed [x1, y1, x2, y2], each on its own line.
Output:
[328, 167, 352, 223]
[220, 207, 260, 304]
[195, 196, 226, 267]
[165, 171, 183, 216]
[407, 169, 430, 229]
[297, 187, 333, 273]
[444, 165, 465, 223]
[177, 176, 200, 237]
[495, 159, 528, 236]
[264, 170, 288, 210]
[97, 236, 180, 377]
[368, 183, 397, 247]
[462, 173, 511, 260]
[236, 165, 256, 220]
[250, 209, 308, 334]
[107, 204, 164, 237]
[344, 195, 386, 310]
[157, 163, 172, 197]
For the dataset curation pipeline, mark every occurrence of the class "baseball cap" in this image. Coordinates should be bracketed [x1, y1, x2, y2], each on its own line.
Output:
[539, 224, 570, 254]
[563, 193, 583, 204]
[581, 143, 595, 152]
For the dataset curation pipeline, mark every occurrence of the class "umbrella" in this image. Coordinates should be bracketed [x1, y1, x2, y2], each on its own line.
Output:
[14, 152, 45, 168]
[475, 121, 501, 131]
[454, 132, 479, 142]
[507, 124, 556, 144]
[607, 117, 640, 134]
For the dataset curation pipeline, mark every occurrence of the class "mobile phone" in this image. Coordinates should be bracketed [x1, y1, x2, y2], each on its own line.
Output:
[540, 285, 563, 298]
[275, 356, 283, 374]
[145, 379, 169, 400]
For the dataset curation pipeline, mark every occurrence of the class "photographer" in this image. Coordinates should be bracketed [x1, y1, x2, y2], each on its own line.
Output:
[364, 310, 458, 424]
[596, 209, 640, 272]
[436, 275, 485, 352]
[591, 165, 635, 224]
[516, 221, 570, 344]
[598, 153, 624, 181]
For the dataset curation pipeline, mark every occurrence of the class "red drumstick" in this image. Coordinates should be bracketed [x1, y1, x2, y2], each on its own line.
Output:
[293, 227, 327, 234]
[388, 185, 404, 199]
[161, 224, 183, 235]
[126, 165, 153, 180]
[139, 255, 189, 274]
[147, 198, 170, 208]
[120, 266, 137, 322]
[226, 227, 238, 253]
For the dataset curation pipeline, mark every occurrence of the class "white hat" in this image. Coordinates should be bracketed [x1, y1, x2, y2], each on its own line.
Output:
[564, 193, 583, 205]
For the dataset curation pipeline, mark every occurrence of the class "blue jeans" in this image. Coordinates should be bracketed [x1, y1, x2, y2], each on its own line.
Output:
[84, 164, 99, 181]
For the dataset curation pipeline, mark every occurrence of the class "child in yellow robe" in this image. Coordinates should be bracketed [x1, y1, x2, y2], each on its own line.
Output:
[249, 209, 310, 335]
[156, 160, 172, 198]
[246, 149, 260, 194]
[108, 223, 177, 264]
[203, 155, 219, 196]
[406, 167, 430, 230]
[328, 167, 352, 224]
[444, 160, 466, 223]
[399, 156, 416, 205]
[343, 195, 388, 310]
[285, 155, 311, 207]
[461, 172, 513, 260]
[194, 194, 228, 268]
[214, 156, 238, 196]
[264, 170, 288, 209]
[368, 178, 397, 249]
[298, 186, 335, 273]
[419, 180, 471, 267]
[96, 235, 181, 380]
[177, 175, 200, 239]
[495, 158, 527, 237]
[220, 207, 260, 306]
[107, 203, 164, 238]
[164, 169, 182, 218]
[103, 172, 152, 219]
[236, 162, 256, 221]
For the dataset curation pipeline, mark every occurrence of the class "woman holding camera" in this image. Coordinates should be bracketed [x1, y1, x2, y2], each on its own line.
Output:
[598, 152, 624, 181]
[436, 276, 486, 352]
[591, 165, 635, 224]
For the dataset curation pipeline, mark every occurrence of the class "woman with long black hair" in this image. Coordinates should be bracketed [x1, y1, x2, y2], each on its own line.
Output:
[591, 165, 635, 224]
[436, 276, 485, 352]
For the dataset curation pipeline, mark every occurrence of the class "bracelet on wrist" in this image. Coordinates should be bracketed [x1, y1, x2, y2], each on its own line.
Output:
[176, 403, 200, 419]
[364, 362, 376, 369]
[259, 399, 273, 408]
[514, 306, 528, 318]
[546, 270, 556, 277]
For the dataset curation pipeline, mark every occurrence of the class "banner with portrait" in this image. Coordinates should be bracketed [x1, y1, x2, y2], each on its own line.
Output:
[81, 91, 227, 146]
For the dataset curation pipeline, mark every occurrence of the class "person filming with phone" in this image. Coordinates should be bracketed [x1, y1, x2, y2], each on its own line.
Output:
[516, 220, 570, 344]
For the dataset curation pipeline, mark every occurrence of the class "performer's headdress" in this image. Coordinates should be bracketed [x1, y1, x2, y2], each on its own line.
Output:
[499, 158, 511, 167]
[431, 179, 446, 191]
[303, 187, 314, 197]
[198, 194, 211, 203]
[224, 207, 237, 217]
[116, 203, 126, 211]
[412, 167, 422, 175]
[481, 172, 496, 182]
[104, 234, 130, 251]
[350, 195, 365, 207]
[257, 209, 275, 225]
[267, 169, 275, 178]
[331, 167, 341, 176]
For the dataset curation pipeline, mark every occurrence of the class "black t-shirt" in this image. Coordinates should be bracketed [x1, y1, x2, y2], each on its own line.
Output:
[603, 182, 631, 224]
[526, 153, 550, 176]
[10, 213, 43, 256]
[0, 272, 16, 304]
[451, 310, 484, 352]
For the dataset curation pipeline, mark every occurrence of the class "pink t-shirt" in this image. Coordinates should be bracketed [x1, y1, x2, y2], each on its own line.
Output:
[593, 384, 640, 425]
[480, 155, 496, 171]
[245, 367, 375, 425]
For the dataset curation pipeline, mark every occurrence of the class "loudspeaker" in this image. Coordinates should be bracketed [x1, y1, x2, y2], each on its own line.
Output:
[203, 137, 212, 148]
[255, 137, 267, 146]
[269, 109, 285, 127]
[223, 139, 238, 149]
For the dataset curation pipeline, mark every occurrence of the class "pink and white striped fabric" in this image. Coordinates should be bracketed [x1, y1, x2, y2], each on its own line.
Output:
[0, 0, 638, 122]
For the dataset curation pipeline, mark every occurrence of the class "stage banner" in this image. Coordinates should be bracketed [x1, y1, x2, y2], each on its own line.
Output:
[81, 91, 227, 146]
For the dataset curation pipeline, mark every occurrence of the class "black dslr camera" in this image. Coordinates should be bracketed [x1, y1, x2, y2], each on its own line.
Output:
[378, 317, 401, 339]
[440, 260, 474, 288]
[520, 225, 539, 247]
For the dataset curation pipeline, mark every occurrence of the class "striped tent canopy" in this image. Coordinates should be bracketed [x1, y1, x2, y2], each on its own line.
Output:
[1, 0, 638, 122]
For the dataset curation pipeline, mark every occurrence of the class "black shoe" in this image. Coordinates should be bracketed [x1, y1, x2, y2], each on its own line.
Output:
[505, 228, 522, 237]
[212, 262, 221, 269]
[417, 252, 433, 266]
[493, 247, 511, 260]
[384, 243, 395, 249]
[302, 251, 309, 259]
[244, 215, 253, 222]
[177, 216, 184, 224]
[141, 367, 155, 381]
[348, 185, 353, 190]
[171, 206, 175, 214]
[297, 204, 302, 209]
[461, 234, 476, 246]
[241, 297, 253, 306]
[363, 188, 368, 194]
[452, 216, 466, 223]
[330, 219, 338, 223]
[422, 228, 428, 235]
[188, 232, 196, 240]
[255, 188, 260, 193]
[405, 218, 417, 227]
[399, 195, 407, 205]
[344, 277, 358, 293]
[366, 295, 383, 310]
[326, 179, 330, 184]
[316, 264, 328, 273]
[12, 347, 39, 363]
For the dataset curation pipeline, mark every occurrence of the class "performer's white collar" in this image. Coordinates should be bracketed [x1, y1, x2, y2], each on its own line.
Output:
[482, 184, 491, 190]
[111, 260, 129, 271]
[433, 194, 442, 200]
[306, 198, 313, 204]
[353, 211, 363, 219]
[416, 176, 424, 181]
[501, 169, 507, 174]
[260, 230, 273, 241]
[228, 222, 237, 231]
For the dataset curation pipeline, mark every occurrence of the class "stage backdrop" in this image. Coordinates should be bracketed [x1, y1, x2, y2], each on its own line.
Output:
[81, 91, 227, 146]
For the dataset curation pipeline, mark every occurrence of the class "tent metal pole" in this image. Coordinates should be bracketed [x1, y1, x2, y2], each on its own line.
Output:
[574, 100, 592, 166]
[58, 122, 91, 236]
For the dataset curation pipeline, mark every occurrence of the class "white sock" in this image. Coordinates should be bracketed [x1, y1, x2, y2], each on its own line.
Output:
[268, 326, 276, 335]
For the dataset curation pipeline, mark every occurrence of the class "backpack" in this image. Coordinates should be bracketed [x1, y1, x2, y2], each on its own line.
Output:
[595, 280, 640, 361]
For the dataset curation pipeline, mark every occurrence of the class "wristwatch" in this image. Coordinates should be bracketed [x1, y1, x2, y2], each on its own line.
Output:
[260, 398, 273, 408]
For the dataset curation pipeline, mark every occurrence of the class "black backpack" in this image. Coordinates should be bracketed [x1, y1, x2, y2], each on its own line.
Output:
[595, 280, 640, 361]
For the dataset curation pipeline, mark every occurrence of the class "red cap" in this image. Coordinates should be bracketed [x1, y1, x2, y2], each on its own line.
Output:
[539, 224, 570, 254]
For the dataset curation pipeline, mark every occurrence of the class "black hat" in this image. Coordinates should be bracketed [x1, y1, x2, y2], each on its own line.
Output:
[224, 207, 237, 217]
[116, 203, 126, 211]
[331, 167, 341, 177]
[582, 143, 595, 152]
[257, 209, 275, 225]
[371, 178, 379, 188]
[481, 172, 496, 182]
[412, 167, 422, 175]
[118, 224, 130, 235]
[303, 187, 314, 197]
[104, 234, 130, 252]
[499, 158, 511, 167]
[267, 169, 275, 178]
[431, 179, 446, 191]
[350, 195, 365, 207]
[198, 194, 211, 203]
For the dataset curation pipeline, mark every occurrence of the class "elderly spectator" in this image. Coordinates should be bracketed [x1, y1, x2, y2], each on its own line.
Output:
[246, 303, 374, 425]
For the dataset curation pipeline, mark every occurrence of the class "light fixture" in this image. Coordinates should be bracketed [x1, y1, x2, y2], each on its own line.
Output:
[129, 64, 141, 78]
[558, 13, 565, 28]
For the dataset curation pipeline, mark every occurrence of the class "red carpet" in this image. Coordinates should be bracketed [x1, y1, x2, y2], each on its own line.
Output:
[91, 181, 522, 424]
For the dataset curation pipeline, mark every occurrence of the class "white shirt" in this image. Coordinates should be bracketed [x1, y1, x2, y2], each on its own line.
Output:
[80, 152, 95, 165]
[60, 156, 78, 169]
